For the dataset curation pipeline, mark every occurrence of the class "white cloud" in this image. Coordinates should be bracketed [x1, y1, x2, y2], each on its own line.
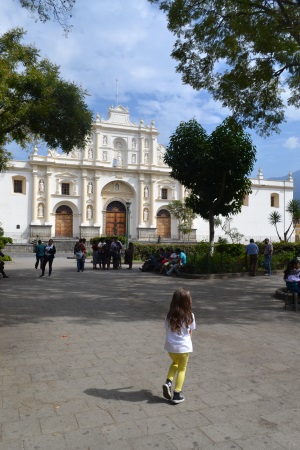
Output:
[284, 137, 300, 149]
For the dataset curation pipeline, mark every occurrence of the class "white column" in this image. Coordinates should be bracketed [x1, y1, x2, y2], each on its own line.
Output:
[150, 178, 156, 227]
[139, 137, 144, 165]
[94, 174, 100, 225]
[151, 137, 156, 165]
[138, 178, 144, 226]
[45, 172, 52, 223]
[32, 171, 38, 223]
[81, 175, 87, 224]
[95, 130, 101, 160]
[180, 183, 185, 201]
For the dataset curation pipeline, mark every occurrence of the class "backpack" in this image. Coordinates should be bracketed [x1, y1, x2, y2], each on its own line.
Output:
[74, 242, 80, 255]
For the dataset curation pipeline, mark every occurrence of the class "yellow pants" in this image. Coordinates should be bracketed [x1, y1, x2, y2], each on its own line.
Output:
[167, 352, 189, 392]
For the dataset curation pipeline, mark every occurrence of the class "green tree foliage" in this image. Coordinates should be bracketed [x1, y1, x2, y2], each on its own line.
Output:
[19, 0, 75, 32]
[268, 199, 300, 241]
[0, 28, 92, 172]
[167, 199, 196, 239]
[164, 117, 256, 252]
[149, 0, 300, 135]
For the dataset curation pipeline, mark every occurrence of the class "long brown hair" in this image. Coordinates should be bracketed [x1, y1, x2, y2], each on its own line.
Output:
[167, 288, 193, 332]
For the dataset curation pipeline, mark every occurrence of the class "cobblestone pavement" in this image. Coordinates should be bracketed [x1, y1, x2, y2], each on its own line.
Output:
[1, 255, 300, 450]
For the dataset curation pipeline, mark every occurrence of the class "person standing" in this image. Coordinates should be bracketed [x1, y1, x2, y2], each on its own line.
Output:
[263, 238, 273, 276]
[162, 288, 196, 404]
[125, 242, 134, 269]
[35, 240, 46, 269]
[40, 239, 56, 278]
[245, 239, 259, 276]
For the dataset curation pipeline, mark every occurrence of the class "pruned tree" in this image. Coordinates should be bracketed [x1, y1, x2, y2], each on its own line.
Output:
[0, 28, 93, 172]
[149, 0, 300, 136]
[164, 116, 256, 253]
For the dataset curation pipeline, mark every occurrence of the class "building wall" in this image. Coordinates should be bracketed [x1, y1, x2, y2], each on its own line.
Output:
[0, 106, 294, 243]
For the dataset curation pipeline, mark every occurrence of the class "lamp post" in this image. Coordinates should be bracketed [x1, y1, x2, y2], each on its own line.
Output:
[125, 201, 131, 248]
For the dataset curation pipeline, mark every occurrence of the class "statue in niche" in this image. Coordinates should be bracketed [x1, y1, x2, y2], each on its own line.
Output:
[103, 151, 107, 161]
[115, 183, 120, 191]
[38, 204, 44, 218]
[88, 148, 93, 159]
[143, 209, 149, 221]
[39, 179, 45, 193]
[117, 152, 122, 166]
[131, 154, 136, 163]
[103, 135, 107, 145]
[157, 150, 163, 165]
[87, 182, 93, 194]
[145, 139, 149, 148]
[87, 205, 93, 219]
[144, 186, 149, 199]
[115, 142, 122, 150]
[144, 153, 149, 164]
[132, 138, 136, 149]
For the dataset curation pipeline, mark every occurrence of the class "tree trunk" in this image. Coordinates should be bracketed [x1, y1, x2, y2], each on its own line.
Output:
[209, 211, 215, 255]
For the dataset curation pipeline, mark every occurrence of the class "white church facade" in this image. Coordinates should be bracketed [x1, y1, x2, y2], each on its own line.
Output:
[0, 105, 294, 244]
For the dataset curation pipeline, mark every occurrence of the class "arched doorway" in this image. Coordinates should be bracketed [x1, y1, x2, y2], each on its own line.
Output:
[105, 201, 126, 236]
[157, 209, 171, 238]
[55, 205, 73, 237]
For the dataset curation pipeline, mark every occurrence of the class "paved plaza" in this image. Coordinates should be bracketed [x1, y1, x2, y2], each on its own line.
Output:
[1, 254, 300, 450]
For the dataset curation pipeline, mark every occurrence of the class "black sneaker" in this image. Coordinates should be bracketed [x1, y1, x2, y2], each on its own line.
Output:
[162, 380, 172, 400]
[172, 391, 185, 404]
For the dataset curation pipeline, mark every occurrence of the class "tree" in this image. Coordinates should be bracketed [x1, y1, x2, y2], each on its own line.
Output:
[269, 211, 282, 241]
[164, 117, 256, 253]
[215, 216, 244, 244]
[149, 0, 300, 136]
[168, 199, 196, 240]
[19, 0, 75, 33]
[268, 199, 300, 241]
[0, 28, 93, 172]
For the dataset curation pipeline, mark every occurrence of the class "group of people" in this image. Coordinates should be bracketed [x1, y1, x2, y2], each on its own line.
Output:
[35, 239, 57, 277]
[139, 247, 187, 276]
[245, 238, 273, 276]
[91, 238, 134, 270]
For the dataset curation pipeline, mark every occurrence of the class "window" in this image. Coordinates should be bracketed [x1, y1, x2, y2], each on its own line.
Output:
[61, 183, 70, 195]
[14, 180, 23, 193]
[243, 195, 249, 207]
[161, 188, 168, 199]
[271, 193, 279, 208]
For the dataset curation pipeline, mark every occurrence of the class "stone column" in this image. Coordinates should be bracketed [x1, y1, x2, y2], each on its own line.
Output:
[139, 136, 144, 165]
[32, 170, 38, 223]
[150, 178, 156, 227]
[151, 137, 156, 165]
[95, 130, 101, 160]
[94, 173, 101, 225]
[45, 172, 52, 223]
[180, 183, 185, 201]
[81, 175, 87, 224]
[138, 178, 144, 226]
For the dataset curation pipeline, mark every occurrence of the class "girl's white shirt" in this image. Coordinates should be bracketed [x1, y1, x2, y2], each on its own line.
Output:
[164, 313, 196, 353]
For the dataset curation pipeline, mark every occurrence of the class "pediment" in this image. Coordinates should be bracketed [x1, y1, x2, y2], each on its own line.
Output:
[104, 105, 136, 126]
[56, 172, 76, 179]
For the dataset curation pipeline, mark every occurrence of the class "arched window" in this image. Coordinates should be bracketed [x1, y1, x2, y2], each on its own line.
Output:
[271, 193, 279, 208]
[243, 195, 249, 206]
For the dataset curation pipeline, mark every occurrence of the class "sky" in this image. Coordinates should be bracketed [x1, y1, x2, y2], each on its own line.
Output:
[1, 0, 300, 179]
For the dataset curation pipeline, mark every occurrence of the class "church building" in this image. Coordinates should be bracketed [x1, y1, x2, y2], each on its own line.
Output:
[0, 105, 294, 244]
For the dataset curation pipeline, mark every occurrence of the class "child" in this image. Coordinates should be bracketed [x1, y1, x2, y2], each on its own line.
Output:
[163, 288, 196, 404]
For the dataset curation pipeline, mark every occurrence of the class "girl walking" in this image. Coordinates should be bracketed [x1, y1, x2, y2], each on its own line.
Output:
[163, 288, 196, 404]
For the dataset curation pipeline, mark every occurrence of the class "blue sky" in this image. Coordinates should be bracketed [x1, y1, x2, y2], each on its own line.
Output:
[2, 0, 300, 178]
